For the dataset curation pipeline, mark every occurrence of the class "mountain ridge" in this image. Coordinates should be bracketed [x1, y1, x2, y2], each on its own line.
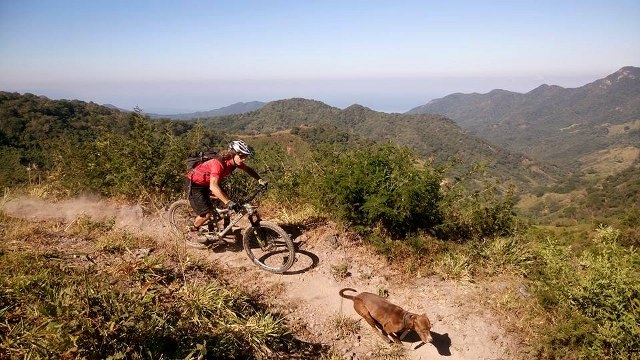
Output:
[146, 101, 266, 120]
[406, 66, 640, 171]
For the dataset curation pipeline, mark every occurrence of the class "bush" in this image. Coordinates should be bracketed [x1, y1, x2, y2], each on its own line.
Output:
[436, 166, 518, 240]
[532, 225, 640, 359]
[315, 143, 443, 238]
[0, 146, 27, 187]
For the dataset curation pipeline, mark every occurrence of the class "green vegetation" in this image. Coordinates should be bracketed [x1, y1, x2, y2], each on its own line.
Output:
[204, 98, 564, 192]
[316, 144, 443, 238]
[521, 160, 640, 246]
[530, 226, 640, 359]
[0, 213, 324, 359]
[1, 92, 638, 358]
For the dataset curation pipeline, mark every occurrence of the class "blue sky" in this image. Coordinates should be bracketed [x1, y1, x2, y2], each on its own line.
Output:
[1, 0, 638, 113]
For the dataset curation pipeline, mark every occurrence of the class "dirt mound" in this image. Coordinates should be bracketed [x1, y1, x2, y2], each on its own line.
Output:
[3, 196, 524, 359]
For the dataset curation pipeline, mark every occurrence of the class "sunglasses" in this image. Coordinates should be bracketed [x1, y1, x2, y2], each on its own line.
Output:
[238, 154, 249, 159]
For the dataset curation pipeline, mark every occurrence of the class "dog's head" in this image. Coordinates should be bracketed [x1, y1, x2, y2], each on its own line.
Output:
[411, 313, 433, 344]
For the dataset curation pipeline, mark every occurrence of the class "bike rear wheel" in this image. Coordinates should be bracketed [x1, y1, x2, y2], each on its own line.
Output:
[167, 199, 207, 249]
[242, 221, 295, 273]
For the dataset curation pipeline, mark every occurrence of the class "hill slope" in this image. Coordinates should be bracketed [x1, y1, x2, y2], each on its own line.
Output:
[205, 98, 565, 191]
[407, 66, 640, 173]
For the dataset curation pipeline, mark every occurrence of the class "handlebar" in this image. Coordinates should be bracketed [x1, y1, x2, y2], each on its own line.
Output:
[238, 184, 268, 206]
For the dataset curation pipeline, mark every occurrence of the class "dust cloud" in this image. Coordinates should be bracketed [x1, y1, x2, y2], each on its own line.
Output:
[2, 195, 168, 236]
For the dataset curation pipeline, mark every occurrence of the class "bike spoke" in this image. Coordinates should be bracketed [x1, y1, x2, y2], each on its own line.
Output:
[243, 221, 295, 273]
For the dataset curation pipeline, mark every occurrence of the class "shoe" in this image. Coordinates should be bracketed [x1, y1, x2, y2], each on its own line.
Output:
[186, 229, 208, 244]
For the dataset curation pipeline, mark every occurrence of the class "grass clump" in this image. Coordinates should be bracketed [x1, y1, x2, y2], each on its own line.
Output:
[331, 313, 360, 339]
[330, 263, 350, 280]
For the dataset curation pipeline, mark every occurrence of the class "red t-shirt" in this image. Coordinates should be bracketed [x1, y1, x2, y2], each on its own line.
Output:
[188, 158, 245, 186]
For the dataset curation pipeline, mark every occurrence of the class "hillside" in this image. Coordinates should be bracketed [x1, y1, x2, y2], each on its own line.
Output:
[204, 98, 564, 191]
[407, 66, 640, 174]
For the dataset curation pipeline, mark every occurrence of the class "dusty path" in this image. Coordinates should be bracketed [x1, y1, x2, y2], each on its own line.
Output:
[3, 196, 524, 359]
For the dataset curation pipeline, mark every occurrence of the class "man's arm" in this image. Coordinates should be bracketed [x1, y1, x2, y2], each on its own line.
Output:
[241, 165, 261, 181]
[209, 176, 230, 205]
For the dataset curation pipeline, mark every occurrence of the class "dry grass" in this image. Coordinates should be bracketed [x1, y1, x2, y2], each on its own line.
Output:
[330, 263, 350, 280]
[370, 342, 407, 359]
[579, 146, 639, 178]
[517, 190, 586, 212]
[606, 119, 640, 136]
[0, 213, 327, 359]
[330, 313, 361, 339]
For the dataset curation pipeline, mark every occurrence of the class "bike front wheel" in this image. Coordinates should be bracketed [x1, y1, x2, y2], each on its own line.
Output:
[242, 221, 295, 273]
[167, 199, 207, 249]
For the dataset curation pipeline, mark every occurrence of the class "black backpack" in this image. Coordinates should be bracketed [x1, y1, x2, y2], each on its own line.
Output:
[186, 149, 218, 170]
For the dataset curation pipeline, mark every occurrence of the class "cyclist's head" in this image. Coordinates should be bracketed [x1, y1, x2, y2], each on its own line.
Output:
[228, 140, 255, 157]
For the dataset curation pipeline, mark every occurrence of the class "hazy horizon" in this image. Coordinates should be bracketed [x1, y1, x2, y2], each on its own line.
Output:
[1, 1, 638, 114]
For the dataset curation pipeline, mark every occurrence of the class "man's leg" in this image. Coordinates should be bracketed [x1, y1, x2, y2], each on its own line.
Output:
[193, 212, 211, 229]
[189, 184, 213, 231]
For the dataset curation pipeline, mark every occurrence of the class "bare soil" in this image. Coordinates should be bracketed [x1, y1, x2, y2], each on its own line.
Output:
[3, 196, 526, 360]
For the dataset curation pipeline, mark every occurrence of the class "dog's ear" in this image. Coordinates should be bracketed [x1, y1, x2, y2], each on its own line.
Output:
[420, 313, 431, 326]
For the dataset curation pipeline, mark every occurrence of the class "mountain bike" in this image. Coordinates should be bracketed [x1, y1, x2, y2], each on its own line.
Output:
[168, 185, 295, 273]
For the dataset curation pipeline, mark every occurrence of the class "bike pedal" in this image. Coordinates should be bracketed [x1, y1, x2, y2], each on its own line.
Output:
[201, 234, 221, 245]
[208, 241, 226, 249]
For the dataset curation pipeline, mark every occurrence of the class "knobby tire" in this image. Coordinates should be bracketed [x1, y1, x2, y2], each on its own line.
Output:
[167, 199, 208, 249]
[242, 221, 295, 273]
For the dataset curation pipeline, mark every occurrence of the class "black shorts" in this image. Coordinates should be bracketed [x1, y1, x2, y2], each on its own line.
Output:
[188, 182, 212, 216]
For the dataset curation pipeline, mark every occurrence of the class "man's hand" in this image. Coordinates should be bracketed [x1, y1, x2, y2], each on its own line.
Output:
[258, 178, 269, 187]
[226, 200, 241, 212]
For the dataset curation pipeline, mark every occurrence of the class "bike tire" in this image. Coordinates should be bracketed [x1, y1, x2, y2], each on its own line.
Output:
[167, 199, 207, 249]
[242, 221, 295, 273]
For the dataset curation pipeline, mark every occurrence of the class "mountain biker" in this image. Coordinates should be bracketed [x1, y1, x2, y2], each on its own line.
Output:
[186, 140, 267, 238]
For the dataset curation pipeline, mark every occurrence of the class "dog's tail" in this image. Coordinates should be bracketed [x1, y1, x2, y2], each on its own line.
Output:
[339, 288, 357, 300]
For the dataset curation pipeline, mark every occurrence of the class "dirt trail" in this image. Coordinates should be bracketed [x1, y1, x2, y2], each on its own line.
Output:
[3, 196, 524, 360]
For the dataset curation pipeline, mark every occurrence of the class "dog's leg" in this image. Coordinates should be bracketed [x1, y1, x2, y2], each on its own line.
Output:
[388, 332, 403, 344]
[367, 316, 393, 343]
[356, 309, 393, 344]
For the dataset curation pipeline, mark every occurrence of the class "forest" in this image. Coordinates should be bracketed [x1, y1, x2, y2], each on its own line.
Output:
[1, 91, 638, 359]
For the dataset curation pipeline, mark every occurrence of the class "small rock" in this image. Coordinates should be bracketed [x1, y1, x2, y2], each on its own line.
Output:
[133, 248, 152, 259]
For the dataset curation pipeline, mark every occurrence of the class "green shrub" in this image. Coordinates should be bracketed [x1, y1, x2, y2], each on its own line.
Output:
[49, 112, 191, 198]
[0, 146, 27, 187]
[532, 225, 640, 359]
[436, 170, 518, 240]
[316, 143, 443, 238]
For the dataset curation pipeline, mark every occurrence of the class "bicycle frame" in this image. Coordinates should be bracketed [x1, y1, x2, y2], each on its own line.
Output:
[205, 185, 266, 242]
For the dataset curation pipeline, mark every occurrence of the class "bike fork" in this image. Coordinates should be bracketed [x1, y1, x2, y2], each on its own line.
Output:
[247, 213, 269, 248]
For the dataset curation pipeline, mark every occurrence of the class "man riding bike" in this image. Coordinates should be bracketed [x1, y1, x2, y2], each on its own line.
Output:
[186, 140, 267, 239]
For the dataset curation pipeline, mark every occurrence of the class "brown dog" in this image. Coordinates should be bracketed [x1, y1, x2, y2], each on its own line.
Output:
[339, 288, 433, 345]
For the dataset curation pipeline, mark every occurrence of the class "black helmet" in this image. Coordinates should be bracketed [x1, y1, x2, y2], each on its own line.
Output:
[228, 140, 255, 157]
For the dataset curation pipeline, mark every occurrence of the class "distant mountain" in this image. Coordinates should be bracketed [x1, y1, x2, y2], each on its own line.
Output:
[102, 104, 131, 112]
[205, 98, 566, 191]
[147, 101, 266, 120]
[407, 66, 640, 173]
